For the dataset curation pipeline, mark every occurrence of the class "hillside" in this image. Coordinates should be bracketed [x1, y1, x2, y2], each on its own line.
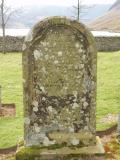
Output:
[89, 0, 120, 32]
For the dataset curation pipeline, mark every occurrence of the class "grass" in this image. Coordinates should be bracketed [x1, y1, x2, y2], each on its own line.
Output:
[97, 52, 120, 130]
[0, 52, 120, 148]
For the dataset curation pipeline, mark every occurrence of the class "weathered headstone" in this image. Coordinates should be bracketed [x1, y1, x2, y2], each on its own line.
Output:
[16, 17, 104, 159]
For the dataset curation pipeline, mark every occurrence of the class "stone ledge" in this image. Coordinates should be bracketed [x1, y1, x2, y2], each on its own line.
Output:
[16, 137, 105, 160]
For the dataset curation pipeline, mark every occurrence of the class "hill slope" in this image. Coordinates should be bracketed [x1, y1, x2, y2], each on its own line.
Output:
[89, 0, 120, 32]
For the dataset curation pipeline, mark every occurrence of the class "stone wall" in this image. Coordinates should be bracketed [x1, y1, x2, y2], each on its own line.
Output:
[0, 36, 120, 52]
[0, 36, 24, 52]
[95, 36, 120, 52]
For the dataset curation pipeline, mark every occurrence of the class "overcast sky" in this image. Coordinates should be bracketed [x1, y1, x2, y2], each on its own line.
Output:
[7, 0, 116, 7]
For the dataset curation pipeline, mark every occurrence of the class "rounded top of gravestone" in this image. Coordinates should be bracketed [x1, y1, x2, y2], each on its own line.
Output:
[23, 16, 96, 51]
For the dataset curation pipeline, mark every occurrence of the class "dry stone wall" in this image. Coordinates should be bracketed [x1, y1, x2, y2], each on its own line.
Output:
[0, 36, 119, 52]
[0, 36, 24, 52]
[95, 36, 120, 52]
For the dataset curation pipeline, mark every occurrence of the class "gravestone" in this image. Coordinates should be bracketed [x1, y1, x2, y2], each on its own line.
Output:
[16, 17, 104, 160]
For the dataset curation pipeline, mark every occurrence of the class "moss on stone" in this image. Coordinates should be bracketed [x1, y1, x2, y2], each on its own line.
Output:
[16, 137, 104, 160]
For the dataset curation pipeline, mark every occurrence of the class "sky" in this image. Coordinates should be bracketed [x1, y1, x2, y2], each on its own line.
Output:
[7, 0, 116, 7]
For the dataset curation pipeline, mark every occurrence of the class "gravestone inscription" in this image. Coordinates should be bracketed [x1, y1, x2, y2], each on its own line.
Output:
[16, 17, 104, 159]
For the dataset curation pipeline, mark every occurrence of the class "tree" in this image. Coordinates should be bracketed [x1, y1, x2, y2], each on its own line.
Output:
[0, 0, 17, 54]
[72, 0, 94, 21]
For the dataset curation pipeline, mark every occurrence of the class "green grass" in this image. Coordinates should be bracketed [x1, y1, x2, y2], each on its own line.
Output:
[0, 53, 23, 148]
[97, 52, 120, 130]
[0, 52, 120, 148]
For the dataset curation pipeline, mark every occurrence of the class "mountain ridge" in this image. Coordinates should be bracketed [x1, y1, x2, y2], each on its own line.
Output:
[89, 0, 120, 32]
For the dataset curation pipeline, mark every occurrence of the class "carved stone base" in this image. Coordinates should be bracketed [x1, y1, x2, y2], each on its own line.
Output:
[16, 137, 104, 160]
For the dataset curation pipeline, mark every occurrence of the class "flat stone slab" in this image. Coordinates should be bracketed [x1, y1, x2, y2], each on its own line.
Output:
[16, 137, 105, 160]
[0, 104, 16, 117]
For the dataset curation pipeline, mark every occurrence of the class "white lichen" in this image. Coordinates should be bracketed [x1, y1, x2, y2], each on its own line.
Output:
[83, 101, 89, 108]
[41, 42, 48, 47]
[54, 60, 59, 64]
[48, 106, 53, 112]
[40, 86, 45, 93]
[58, 51, 62, 57]
[43, 137, 56, 146]
[24, 117, 30, 125]
[32, 100, 38, 107]
[45, 55, 49, 60]
[73, 91, 77, 97]
[82, 55, 86, 60]
[81, 97, 86, 102]
[70, 138, 79, 146]
[33, 106, 38, 112]
[75, 43, 80, 48]
[68, 127, 74, 133]
[72, 103, 79, 109]
[78, 48, 83, 53]
[84, 126, 89, 131]
[81, 64, 84, 69]
[34, 126, 40, 133]
[45, 48, 48, 51]
[34, 50, 43, 60]
[53, 42, 56, 46]
[41, 67, 46, 74]
[42, 97, 46, 101]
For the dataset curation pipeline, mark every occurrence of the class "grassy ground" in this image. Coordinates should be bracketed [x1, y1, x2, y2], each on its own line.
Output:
[0, 52, 120, 148]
